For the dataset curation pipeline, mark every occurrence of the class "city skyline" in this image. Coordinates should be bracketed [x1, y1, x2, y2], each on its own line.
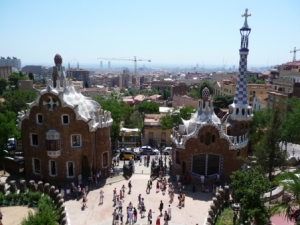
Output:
[0, 0, 299, 68]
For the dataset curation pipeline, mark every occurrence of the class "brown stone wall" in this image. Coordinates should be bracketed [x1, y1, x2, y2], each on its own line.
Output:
[95, 127, 112, 176]
[21, 93, 111, 184]
[172, 125, 248, 183]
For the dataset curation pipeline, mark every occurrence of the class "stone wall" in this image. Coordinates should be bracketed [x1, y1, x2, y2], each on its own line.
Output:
[0, 179, 69, 225]
[205, 185, 230, 225]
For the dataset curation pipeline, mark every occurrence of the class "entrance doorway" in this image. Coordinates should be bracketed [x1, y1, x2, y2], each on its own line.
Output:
[82, 155, 90, 178]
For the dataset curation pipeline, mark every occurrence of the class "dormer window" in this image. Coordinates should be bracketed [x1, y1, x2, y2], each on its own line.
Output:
[62, 115, 69, 125]
[37, 114, 43, 124]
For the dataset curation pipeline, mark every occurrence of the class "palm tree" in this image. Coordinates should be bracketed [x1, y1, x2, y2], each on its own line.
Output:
[271, 172, 300, 224]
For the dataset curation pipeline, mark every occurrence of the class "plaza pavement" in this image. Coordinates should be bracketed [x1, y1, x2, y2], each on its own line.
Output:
[64, 154, 213, 225]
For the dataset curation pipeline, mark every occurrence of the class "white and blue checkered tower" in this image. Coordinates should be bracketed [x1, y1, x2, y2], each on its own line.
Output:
[228, 9, 253, 121]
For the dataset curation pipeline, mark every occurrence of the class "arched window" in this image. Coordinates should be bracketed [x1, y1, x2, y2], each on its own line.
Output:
[66, 161, 74, 177]
[212, 135, 215, 143]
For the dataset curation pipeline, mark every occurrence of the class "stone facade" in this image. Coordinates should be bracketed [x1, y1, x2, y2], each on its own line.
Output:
[18, 54, 113, 184]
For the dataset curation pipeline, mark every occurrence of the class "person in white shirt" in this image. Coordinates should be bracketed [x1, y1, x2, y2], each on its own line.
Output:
[99, 190, 104, 204]
[168, 205, 172, 219]
[128, 208, 134, 225]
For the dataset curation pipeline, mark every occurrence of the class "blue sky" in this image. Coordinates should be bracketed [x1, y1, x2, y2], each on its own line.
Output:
[0, 0, 299, 68]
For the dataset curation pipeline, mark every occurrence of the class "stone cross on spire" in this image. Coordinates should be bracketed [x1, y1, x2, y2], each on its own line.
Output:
[242, 8, 251, 28]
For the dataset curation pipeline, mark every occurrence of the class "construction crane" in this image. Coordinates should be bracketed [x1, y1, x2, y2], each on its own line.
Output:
[290, 47, 300, 62]
[97, 56, 151, 89]
[97, 56, 151, 77]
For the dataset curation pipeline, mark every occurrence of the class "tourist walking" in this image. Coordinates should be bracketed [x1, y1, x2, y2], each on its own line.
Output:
[159, 200, 163, 216]
[163, 211, 169, 225]
[112, 209, 117, 224]
[146, 181, 151, 194]
[133, 207, 138, 222]
[82, 195, 88, 209]
[119, 189, 123, 200]
[156, 180, 160, 193]
[128, 181, 132, 194]
[167, 205, 172, 220]
[128, 208, 134, 225]
[148, 209, 153, 224]
[119, 211, 124, 224]
[156, 217, 161, 225]
[99, 189, 104, 204]
[122, 184, 126, 198]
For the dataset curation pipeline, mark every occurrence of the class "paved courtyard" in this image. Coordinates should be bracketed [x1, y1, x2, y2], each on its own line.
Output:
[64, 154, 213, 225]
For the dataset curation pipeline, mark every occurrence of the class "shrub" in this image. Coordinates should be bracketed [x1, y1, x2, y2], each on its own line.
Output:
[21, 195, 60, 225]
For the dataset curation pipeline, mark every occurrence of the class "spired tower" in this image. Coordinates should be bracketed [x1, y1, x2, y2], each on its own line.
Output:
[228, 8, 253, 123]
[52, 54, 66, 88]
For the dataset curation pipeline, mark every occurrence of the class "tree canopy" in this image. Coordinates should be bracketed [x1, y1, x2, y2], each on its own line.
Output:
[1, 90, 37, 114]
[281, 97, 300, 144]
[213, 95, 234, 114]
[8, 72, 27, 90]
[94, 97, 132, 141]
[160, 106, 195, 130]
[247, 77, 265, 84]
[230, 167, 271, 224]
[0, 78, 8, 96]
[249, 108, 288, 181]
[138, 101, 159, 114]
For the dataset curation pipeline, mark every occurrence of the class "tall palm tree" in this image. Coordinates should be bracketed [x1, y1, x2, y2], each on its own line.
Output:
[271, 172, 300, 224]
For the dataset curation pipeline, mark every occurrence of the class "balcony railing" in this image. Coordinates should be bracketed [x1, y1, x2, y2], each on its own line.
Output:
[47, 150, 61, 158]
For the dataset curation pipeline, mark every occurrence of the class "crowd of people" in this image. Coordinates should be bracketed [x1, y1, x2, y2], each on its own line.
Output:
[77, 149, 193, 224]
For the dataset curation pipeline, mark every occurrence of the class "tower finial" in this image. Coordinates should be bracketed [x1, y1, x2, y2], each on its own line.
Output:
[242, 8, 251, 28]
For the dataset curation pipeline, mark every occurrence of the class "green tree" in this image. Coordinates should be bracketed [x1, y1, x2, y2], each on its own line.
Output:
[247, 77, 265, 84]
[160, 106, 195, 130]
[187, 88, 200, 100]
[281, 97, 300, 144]
[231, 167, 271, 224]
[123, 110, 143, 130]
[213, 95, 234, 114]
[250, 108, 288, 181]
[160, 114, 174, 130]
[21, 195, 60, 225]
[199, 80, 214, 99]
[94, 97, 132, 141]
[0, 110, 20, 174]
[8, 72, 27, 90]
[179, 106, 195, 120]
[0, 78, 8, 96]
[1, 90, 36, 114]
[138, 101, 159, 114]
[271, 171, 300, 223]
[28, 73, 34, 81]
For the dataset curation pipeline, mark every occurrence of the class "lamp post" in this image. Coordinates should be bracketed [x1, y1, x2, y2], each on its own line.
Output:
[231, 202, 241, 225]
